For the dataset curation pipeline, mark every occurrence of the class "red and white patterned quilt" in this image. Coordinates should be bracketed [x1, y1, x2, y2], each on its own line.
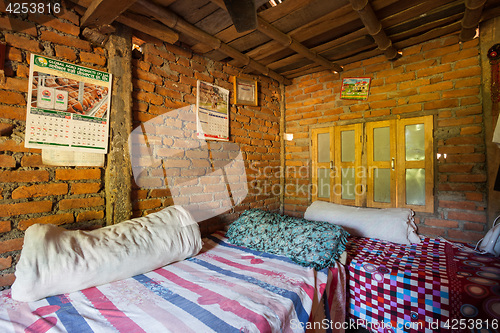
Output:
[346, 237, 500, 333]
[0, 232, 345, 333]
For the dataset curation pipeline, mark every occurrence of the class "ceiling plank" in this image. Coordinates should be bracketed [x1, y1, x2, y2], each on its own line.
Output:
[134, 0, 291, 84]
[81, 0, 138, 27]
[210, 0, 343, 73]
[349, 0, 399, 60]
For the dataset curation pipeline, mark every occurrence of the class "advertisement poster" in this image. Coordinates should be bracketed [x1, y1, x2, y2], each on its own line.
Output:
[196, 80, 229, 141]
[340, 77, 371, 100]
[25, 54, 112, 153]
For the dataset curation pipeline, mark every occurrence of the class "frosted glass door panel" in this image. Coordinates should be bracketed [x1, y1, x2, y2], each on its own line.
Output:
[374, 168, 391, 203]
[406, 168, 425, 205]
[341, 167, 355, 200]
[317, 168, 330, 198]
[373, 127, 390, 161]
[341, 130, 355, 162]
[405, 124, 425, 161]
[317, 133, 330, 163]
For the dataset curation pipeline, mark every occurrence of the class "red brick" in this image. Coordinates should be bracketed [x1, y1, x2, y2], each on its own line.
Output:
[0, 274, 16, 287]
[0, 77, 29, 92]
[71, 182, 101, 194]
[76, 210, 104, 223]
[18, 213, 74, 231]
[0, 16, 37, 35]
[59, 197, 105, 210]
[0, 90, 25, 105]
[0, 256, 12, 270]
[55, 168, 101, 180]
[0, 238, 24, 253]
[4, 33, 42, 53]
[54, 44, 77, 61]
[424, 99, 459, 110]
[29, 14, 79, 36]
[448, 211, 486, 223]
[133, 199, 162, 210]
[0, 170, 49, 183]
[460, 126, 482, 135]
[12, 183, 68, 199]
[0, 105, 26, 121]
[80, 52, 107, 66]
[438, 200, 477, 210]
[424, 218, 459, 228]
[20, 154, 44, 167]
[438, 116, 477, 127]
[0, 200, 52, 217]
[448, 174, 487, 183]
[465, 192, 483, 202]
[40, 30, 91, 51]
[0, 221, 10, 233]
[133, 68, 163, 85]
[0, 154, 15, 167]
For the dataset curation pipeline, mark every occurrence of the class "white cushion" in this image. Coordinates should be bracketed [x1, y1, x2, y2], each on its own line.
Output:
[11, 205, 202, 302]
[304, 201, 420, 245]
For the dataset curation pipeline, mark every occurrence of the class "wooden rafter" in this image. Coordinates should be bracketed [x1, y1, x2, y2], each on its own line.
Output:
[460, 0, 486, 41]
[134, 0, 291, 85]
[116, 11, 179, 45]
[349, 0, 399, 60]
[210, 0, 343, 73]
[81, 0, 138, 27]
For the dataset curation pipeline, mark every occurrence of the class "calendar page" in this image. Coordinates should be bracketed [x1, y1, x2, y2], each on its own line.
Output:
[25, 54, 112, 153]
[196, 80, 229, 141]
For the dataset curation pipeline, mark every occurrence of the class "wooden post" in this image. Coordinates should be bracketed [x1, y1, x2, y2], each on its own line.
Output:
[105, 23, 133, 224]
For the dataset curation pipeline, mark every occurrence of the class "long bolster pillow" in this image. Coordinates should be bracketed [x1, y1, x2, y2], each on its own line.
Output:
[12, 205, 202, 302]
[304, 201, 420, 245]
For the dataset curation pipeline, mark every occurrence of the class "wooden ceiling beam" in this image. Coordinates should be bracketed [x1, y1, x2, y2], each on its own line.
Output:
[349, 0, 399, 60]
[116, 11, 179, 45]
[134, 0, 291, 85]
[459, 0, 486, 41]
[210, 0, 343, 73]
[81, 0, 138, 27]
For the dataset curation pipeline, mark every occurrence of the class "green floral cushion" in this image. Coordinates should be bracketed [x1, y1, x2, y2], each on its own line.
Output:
[226, 209, 349, 270]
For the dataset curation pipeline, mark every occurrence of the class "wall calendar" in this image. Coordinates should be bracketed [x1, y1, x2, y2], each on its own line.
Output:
[25, 54, 112, 153]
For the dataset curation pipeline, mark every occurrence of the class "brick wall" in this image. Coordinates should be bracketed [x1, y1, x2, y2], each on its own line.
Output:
[0, 5, 108, 287]
[284, 35, 486, 243]
[130, 37, 282, 231]
[0, 5, 282, 287]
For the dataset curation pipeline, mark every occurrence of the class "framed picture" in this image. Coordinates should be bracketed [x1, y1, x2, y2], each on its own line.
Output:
[340, 77, 371, 100]
[233, 76, 258, 106]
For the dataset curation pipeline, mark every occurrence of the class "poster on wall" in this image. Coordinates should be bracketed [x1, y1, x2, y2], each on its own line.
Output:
[196, 80, 229, 141]
[340, 77, 371, 100]
[25, 54, 112, 154]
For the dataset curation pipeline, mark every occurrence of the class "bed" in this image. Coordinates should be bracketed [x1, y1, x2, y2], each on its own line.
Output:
[345, 236, 500, 333]
[305, 201, 500, 333]
[0, 207, 348, 333]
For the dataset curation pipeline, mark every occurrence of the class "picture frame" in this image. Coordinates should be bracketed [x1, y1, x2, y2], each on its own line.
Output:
[340, 77, 371, 100]
[233, 75, 258, 106]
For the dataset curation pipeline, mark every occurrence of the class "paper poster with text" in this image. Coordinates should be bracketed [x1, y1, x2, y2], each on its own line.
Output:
[196, 80, 229, 141]
[25, 54, 112, 153]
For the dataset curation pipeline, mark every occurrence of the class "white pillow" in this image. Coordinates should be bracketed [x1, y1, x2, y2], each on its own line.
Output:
[11, 205, 202, 302]
[304, 201, 420, 245]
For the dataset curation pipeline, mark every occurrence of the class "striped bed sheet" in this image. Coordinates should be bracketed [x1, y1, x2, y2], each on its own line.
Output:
[0, 232, 346, 333]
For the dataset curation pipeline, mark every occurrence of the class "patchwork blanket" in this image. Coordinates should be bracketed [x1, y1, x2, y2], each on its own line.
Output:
[346, 237, 500, 333]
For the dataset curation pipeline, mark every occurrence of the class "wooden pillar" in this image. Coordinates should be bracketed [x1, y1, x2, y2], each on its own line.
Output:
[480, 16, 500, 228]
[105, 23, 133, 225]
[279, 82, 285, 214]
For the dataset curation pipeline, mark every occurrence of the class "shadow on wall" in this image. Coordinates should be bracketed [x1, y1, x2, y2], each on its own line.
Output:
[129, 105, 248, 221]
